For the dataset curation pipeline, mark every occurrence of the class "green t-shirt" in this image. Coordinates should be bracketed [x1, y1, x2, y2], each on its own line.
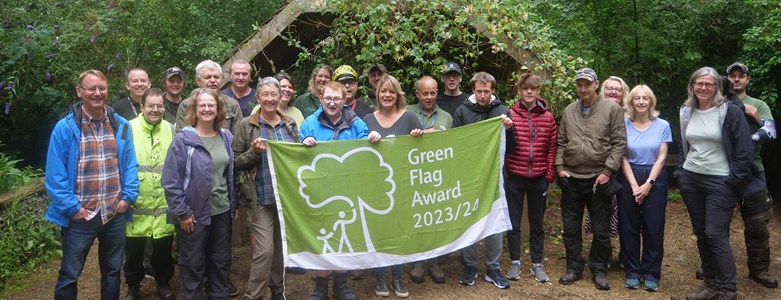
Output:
[741, 95, 774, 171]
[683, 107, 729, 176]
[200, 134, 230, 216]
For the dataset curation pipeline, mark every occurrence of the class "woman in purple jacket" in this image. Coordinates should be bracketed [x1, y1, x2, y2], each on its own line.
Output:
[162, 88, 236, 300]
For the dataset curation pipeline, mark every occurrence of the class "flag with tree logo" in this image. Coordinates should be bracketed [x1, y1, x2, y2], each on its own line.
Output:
[266, 117, 510, 270]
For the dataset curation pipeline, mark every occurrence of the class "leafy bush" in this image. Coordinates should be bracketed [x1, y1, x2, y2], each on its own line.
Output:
[0, 142, 40, 193]
[0, 193, 61, 290]
[284, 0, 589, 116]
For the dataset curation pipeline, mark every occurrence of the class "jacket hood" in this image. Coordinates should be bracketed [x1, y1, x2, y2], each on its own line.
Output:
[465, 94, 501, 112]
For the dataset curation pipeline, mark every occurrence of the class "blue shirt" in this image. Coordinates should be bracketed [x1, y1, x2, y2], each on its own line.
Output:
[625, 117, 672, 165]
[222, 88, 257, 118]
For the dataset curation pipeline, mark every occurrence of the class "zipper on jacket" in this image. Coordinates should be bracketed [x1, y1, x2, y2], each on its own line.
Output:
[527, 111, 534, 177]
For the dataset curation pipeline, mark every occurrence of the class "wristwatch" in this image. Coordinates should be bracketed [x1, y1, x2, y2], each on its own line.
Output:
[647, 178, 655, 185]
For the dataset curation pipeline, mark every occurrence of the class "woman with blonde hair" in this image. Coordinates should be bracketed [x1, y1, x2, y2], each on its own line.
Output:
[616, 85, 671, 292]
[294, 64, 333, 118]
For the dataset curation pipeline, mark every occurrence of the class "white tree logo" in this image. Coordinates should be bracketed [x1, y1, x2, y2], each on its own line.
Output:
[297, 147, 395, 254]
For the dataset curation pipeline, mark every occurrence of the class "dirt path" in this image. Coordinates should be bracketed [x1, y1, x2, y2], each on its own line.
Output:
[3, 199, 781, 299]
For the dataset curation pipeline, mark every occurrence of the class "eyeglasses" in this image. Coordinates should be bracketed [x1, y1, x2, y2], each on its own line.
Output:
[605, 87, 623, 92]
[339, 80, 356, 87]
[694, 82, 716, 90]
[322, 97, 343, 104]
[197, 104, 216, 109]
[80, 86, 108, 93]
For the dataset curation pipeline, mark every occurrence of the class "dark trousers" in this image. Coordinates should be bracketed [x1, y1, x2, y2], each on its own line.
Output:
[559, 176, 612, 275]
[742, 191, 773, 275]
[678, 169, 737, 291]
[177, 212, 233, 300]
[617, 165, 667, 282]
[125, 235, 174, 286]
[505, 175, 548, 263]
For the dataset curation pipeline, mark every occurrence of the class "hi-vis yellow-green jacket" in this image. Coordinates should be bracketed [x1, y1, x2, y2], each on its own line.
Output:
[126, 116, 175, 238]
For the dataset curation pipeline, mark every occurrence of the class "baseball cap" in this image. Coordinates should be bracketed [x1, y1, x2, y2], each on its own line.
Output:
[442, 62, 462, 75]
[575, 68, 597, 82]
[333, 65, 358, 82]
[367, 64, 387, 74]
[165, 66, 185, 79]
[726, 62, 750, 75]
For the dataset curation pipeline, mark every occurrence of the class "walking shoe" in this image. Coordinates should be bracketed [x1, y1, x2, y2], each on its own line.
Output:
[558, 269, 582, 285]
[391, 280, 409, 298]
[643, 279, 658, 292]
[144, 264, 156, 280]
[428, 263, 446, 284]
[506, 261, 521, 281]
[410, 263, 425, 283]
[750, 272, 779, 288]
[271, 292, 288, 300]
[485, 268, 510, 289]
[124, 284, 140, 300]
[708, 289, 737, 300]
[460, 266, 478, 286]
[156, 282, 175, 300]
[686, 280, 717, 300]
[374, 281, 390, 297]
[695, 267, 704, 280]
[332, 275, 357, 300]
[307, 277, 329, 300]
[531, 263, 549, 282]
[625, 278, 640, 289]
[349, 270, 365, 280]
[592, 274, 610, 290]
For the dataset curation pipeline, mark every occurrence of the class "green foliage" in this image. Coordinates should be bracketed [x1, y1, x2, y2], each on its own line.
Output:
[0, 193, 61, 290]
[742, 0, 781, 112]
[0, 142, 40, 193]
[284, 0, 589, 116]
[0, 0, 283, 167]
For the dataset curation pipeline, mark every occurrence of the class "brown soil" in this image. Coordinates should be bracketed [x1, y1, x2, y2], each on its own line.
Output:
[3, 193, 781, 299]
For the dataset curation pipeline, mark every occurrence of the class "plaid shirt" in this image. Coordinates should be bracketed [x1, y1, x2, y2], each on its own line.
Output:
[255, 118, 295, 205]
[76, 107, 122, 224]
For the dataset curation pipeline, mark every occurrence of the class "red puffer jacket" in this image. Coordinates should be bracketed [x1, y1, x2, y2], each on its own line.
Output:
[505, 98, 558, 182]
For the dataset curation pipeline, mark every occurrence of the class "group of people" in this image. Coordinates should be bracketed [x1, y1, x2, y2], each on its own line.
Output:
[43, 57, 776, 300]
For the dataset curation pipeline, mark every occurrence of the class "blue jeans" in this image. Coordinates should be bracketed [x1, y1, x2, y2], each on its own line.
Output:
[374, 264, 404, 281]
[55, 211, 126, 300]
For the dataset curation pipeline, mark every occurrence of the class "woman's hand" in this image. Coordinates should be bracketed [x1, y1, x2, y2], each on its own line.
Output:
[633, 183, 651, 204]
[302, 137, 318, 147]
[251, 138, 267, 154]
[368, 131, 382, 143]
[410, 128, 424, 137]
[179, 215, 196, 234]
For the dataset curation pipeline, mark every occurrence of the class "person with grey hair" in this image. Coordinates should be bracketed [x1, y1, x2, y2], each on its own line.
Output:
[222, 59, 257, 117]
[676, 67, 753, 300]
[233, 76, 299, 300]
[175, 60, 243, 133]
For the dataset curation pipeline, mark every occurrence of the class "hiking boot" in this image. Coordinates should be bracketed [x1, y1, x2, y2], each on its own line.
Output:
[625, 278, 640, 289]
[410, 263, 425, 283]
[686, 280, 717, 300]
[506, 261, 521, 281]
[459, 266, 477, 286]
[559, 269, 582, 285]
[428, 262, 446, 284]
[391, 280, 409, 298]
[156, 282, 175, 300]
[307, 277, 329, 300]
[374, 281, 390, 297]
[592, 274, 610, 290]
[531, 263, 549, 282]
[271, 292, 288, 300]
[125, 284, 140, 300]
[485, 268, 510, 289]
[708, 289, 737, 300]
[750, 272, 779, 288]
[332, 274, 357, 300]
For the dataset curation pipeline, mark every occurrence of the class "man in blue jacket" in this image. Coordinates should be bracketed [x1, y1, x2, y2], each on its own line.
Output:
[45, 69, 139, 300]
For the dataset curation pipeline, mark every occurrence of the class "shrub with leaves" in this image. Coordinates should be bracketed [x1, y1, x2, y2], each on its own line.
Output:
[0, 193, 60, 290]
[285, 0, 589, 116]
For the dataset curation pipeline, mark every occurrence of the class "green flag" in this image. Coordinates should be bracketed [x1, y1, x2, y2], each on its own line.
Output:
[267, 117, 510, 270]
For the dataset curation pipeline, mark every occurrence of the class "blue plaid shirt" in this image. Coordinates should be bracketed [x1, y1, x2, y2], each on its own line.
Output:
[255, 118, 295, 205]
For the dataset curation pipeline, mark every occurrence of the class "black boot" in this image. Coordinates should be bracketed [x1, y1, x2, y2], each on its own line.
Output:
[332, 273, 357, 300]
[308, 277, 329, 300]
[125, 284, 141, 300]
